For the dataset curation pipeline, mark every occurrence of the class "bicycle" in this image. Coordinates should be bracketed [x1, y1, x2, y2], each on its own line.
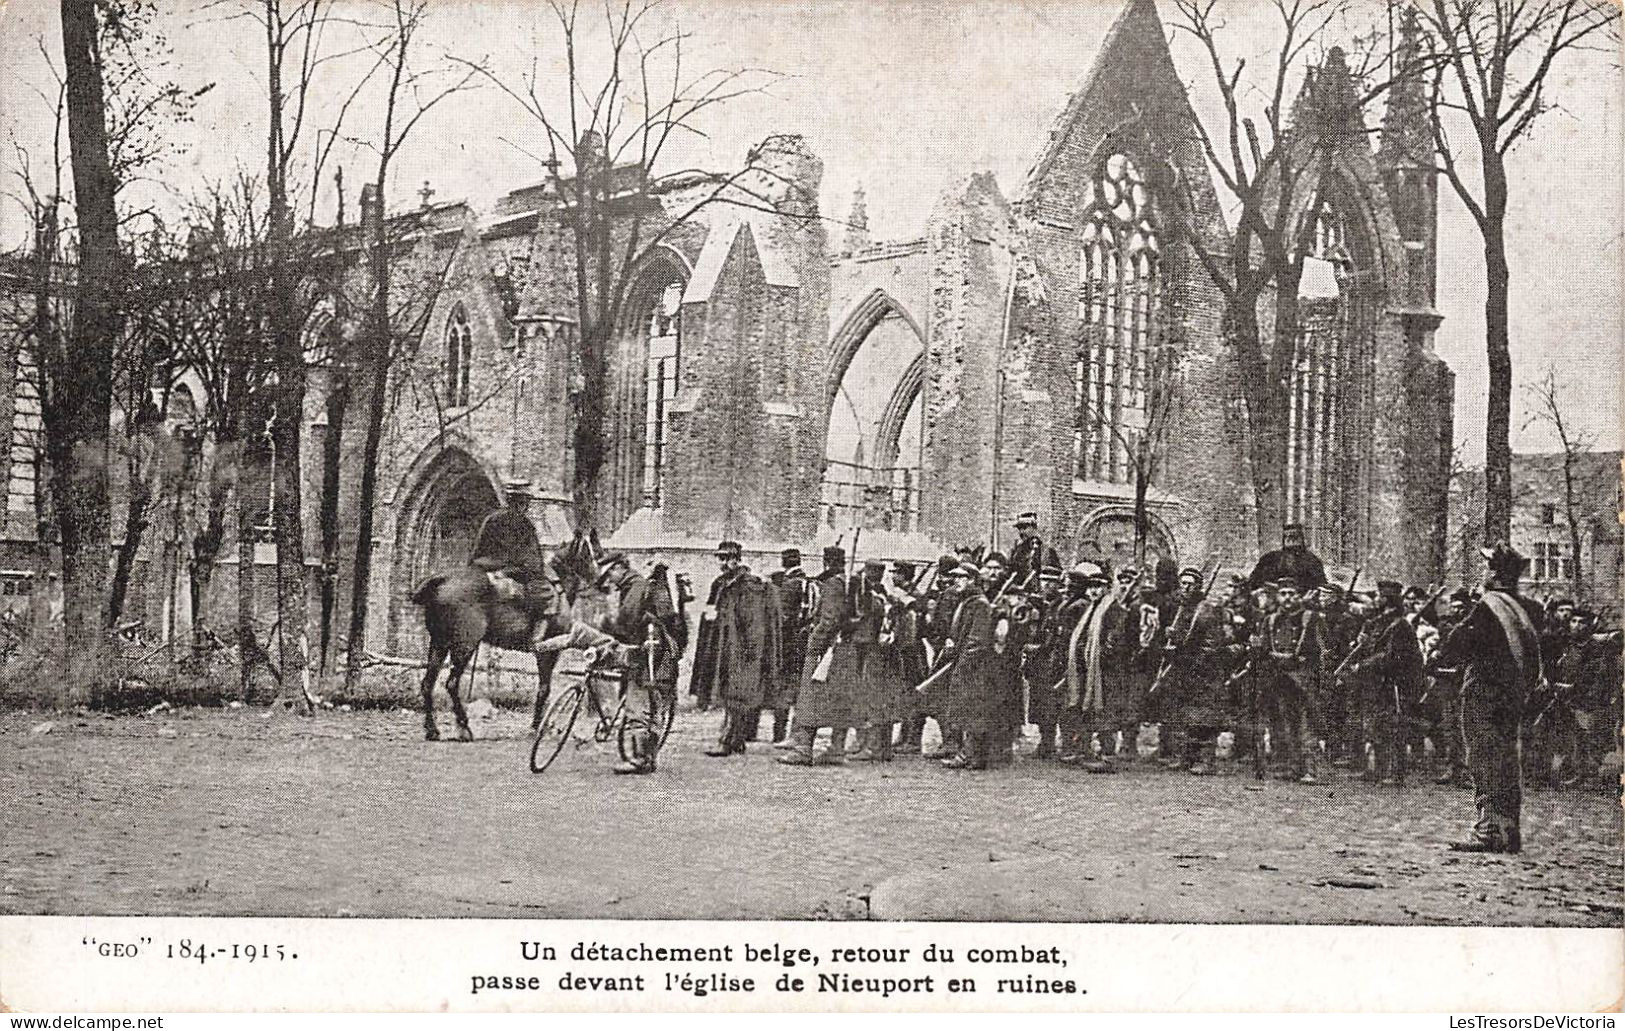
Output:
[528, 648, 677, 773]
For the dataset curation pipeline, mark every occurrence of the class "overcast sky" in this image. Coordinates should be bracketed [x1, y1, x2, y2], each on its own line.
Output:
[1, 0, 1618, 460]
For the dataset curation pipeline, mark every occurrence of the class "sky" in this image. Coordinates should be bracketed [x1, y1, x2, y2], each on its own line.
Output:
[0, 0, 1619, 462]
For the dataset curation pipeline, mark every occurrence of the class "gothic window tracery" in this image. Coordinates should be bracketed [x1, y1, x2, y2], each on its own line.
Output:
[1075, 152, 1161, 485]
[445, 304, 473, 408]
[641, 280, 683, 506]
[1291, 192, 1373, 564]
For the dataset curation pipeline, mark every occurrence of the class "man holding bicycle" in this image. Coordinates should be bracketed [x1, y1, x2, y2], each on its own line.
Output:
[597, 553, 685, 775]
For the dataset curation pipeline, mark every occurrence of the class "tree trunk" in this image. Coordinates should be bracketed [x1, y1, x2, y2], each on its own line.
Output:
[270, 372, 311, 709]
[106, 436, 153, 627]
[1561, 452, 1585, 603]
[237, 437, 270, 700]
[1224, 301, 1288, 552]
[1481, 215, 1513, 548]
[51, 0, 120, 704]
[318, 376, 348, 674]
[189, 465, 230, 645]
[344, 180, 392, 689]
[571, 320, 610, 530]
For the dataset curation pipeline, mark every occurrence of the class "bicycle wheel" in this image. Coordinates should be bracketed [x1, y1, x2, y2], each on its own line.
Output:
[530, 685, 586, 773]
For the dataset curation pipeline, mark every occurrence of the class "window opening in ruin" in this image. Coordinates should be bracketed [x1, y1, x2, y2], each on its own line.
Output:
[6, 336, 43, 538]
[641, 280, 682, 506]
[1291, 192, 1372, 566]
[445, 304, 473, 408]
[1075, 152, 1160, 485]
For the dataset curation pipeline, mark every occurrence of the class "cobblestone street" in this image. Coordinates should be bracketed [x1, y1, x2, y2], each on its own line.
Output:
[2, 706, 1620, 925]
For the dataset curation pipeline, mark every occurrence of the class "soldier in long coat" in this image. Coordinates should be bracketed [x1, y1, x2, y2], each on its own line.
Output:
[691, 541, 782, 757]
[1433, 544, 1544, 853]
[1024, 565, 1069, 759]
[779, 546, 856, 766]
[851, 560, 904, 761]
[766, 548, 814, 745]
[941, 562, 998, 769]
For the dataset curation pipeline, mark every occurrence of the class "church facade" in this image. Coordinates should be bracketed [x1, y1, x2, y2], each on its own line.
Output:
[0, 0, 1454, 657]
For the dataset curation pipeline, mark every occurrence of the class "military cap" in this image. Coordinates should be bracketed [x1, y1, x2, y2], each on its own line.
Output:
[1274, 575, 1300, 591]
[955, 543, 980, 556]
[1551, 597, 1574, 609]
[863, 558, 886, 573]
[950, 562, 981, 579]
[1014, 511, 1039, 528]
[822, 544, 847, 563]
[1570, 606, 1596, 621]
[1318, 581, 1344, 595]
[781, 547, 802, 566]
[1375, 579, 1403, 603]
[1071, 561, 1106, 582]
[893, 561, 917, 579]
[501, 477, 534, 496]
[715, 540, 743, 559]
[1039, 564, 1063, 581]
[983, 550, 1009, 567]
[1179, 566, 1204, 583]
[1480, 541, 1528, 578]
[1402, 585, 1426, 601]
[1448, 588, 1473, 604]
[937, 554, 960, 576]
[1228, 573, 1248, 586]
[1116, 566, 1140, 583]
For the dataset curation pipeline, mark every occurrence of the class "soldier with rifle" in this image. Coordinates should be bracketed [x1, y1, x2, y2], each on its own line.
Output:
[1261, 576, 1327, 784]
[1341, 580, 1425, 786]
[1148, 565, 1227, 774]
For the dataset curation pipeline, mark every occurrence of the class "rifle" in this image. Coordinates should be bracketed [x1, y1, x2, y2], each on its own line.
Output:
[1148, 558, 1225, 695]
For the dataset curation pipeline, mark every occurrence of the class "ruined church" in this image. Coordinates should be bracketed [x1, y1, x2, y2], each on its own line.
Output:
[0, 0, 1453, 656]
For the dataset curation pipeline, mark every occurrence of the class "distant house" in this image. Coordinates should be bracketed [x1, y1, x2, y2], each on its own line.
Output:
[1449, 451, 1621, 610]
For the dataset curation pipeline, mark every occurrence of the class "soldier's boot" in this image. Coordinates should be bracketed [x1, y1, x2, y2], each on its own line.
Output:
[815, 727, 850, 765]
[770, 709, 791, 746]
[877, 722, 896, 762]
[614, 731, 656, 775]
[704, 710, 741, 758]
[923, 729, 960, 760]
[742, 707, 763, 744]
[850, 725, 881, 762]
[1035, 724, 1057, 760]
[776, 728, 817, 766]
[894, 716, 923, 754]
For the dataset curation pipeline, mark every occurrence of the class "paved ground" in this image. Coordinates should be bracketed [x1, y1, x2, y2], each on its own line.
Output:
[2, 703, 1620, 925]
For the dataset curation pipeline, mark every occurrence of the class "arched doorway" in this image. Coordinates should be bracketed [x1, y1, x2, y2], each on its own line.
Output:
[822, 291, 925, 533]
[1074, 505, 1176, 573]
[388, 447, 501, 654]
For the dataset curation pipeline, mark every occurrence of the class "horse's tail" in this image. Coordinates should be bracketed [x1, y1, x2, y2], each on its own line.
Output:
[411, 575, 448, 606]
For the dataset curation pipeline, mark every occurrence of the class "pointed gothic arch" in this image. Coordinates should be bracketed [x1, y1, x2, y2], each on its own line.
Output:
[826, 288, 926, 402]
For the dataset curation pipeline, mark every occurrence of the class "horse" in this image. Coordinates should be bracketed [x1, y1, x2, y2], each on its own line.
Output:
[409, 531, 607, 742]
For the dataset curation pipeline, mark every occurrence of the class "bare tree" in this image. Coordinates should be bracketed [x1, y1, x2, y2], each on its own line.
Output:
[45, 0, 125, 700]
[458, 0, 809, 530]
[1166, 0, 1423, 551]
[1523, 365, 1599, 602]
[1409, 0, 1619, 547]
[341, 0, 478, 686]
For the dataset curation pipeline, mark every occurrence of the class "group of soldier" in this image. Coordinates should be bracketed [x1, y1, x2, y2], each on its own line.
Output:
[467, 478, 1617, 856]
[679, 514, 1618, 855]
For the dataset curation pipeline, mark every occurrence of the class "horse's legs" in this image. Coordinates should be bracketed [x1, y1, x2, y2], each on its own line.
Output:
[444, 646, 476, 742]
[420, 641, 448, 741]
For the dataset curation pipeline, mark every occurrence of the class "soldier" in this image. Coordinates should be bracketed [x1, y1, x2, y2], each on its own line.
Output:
[1024, 564, 1069, 759]
[1245, 523, 1328, 593]
[766, 548, 815, 746]
[941, 562, 998, 770]
[1262, 576, 1326, 783]
[917, 553, 964, 758]
[1150, 566, 1227, 774]
[851, 559, 901, 761]
[981, 551, 1029, 767]
[691, 541, 783, 758]
[1345, 580, 1425, 785]
[1008, 512, 1061, 588]
[1314, 583, 1361, 768]
[779, 546, 856, 766]
[883, 561, 930, 754]
[596, 553, 684, 775]
[1064, 565, 1132, 771]
[469, 479, 553, 634]
[1433, 544, 1543, 853]
[1429, 588, 1472, 785]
